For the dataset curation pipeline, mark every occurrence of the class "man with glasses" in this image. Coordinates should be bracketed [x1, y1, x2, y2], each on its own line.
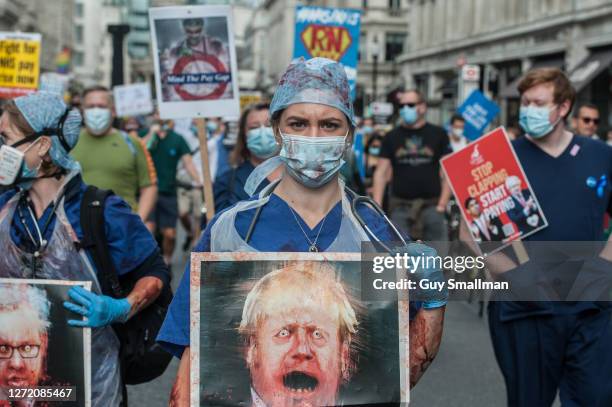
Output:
[372, 89, 452, 242]
[0, 284, 51, 391]
[572, 103, 600, 139]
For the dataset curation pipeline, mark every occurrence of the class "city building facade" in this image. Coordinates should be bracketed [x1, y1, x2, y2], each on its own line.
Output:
[398, 0, 612, 132]
[246, 0, 410, 117]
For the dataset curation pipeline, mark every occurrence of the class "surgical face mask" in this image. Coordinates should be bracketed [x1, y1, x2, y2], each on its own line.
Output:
[400, 105, 418, 125]
[84, 108, 112, 135]
[0, 137, 41, 187]
[279, 132, 348, 189]
[451, 128, 464, 138]
[246, 126, 277, 159]
[361, 125, 373, 134]
[206, 121, 218, 133]
[368, 146, 381, 156]
[519, 105, 560, 139]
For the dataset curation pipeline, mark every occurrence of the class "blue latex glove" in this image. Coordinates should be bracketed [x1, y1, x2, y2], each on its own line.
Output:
[398, 242, 448, 309]
[63, 286, 131, 328]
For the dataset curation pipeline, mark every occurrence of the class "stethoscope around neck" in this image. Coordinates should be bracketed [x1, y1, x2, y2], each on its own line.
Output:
[244, 180, 408, 252]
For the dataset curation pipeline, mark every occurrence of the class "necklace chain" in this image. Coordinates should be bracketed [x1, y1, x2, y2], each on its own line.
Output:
[288, 207, 328, 252]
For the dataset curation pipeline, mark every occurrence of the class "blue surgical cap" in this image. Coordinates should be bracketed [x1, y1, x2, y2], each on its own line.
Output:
[270, 57, 356, 126]
[14, 89, 82, 171]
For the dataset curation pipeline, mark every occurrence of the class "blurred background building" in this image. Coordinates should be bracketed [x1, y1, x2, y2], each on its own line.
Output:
[245, 0, 409, 116]
[398, 0, 612, 133]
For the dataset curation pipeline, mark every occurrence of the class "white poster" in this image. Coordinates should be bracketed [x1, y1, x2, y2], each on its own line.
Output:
[149, 5, 240, 119]
[113, 83, 154, 117]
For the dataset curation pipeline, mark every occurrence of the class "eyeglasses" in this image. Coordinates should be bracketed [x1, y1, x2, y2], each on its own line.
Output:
[580, 117, 599, 125]
[399, 103, 419, 108]
[0, 344, 41, 359]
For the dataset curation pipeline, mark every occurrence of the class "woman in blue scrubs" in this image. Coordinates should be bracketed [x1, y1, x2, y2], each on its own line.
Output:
[158, 57, 447, 405]
[0, 88, 169, 406]
[213, 102, 280, 212]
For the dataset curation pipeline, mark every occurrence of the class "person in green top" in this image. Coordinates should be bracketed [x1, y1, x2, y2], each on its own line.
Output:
[72, 86, 158, 222]
[143, 117, 202, 265]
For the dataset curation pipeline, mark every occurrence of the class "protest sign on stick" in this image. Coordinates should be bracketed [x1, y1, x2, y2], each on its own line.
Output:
[441, 127, 548, 256]
[113, 83, 154, 117]
[293, 6, 361, 99]
[149, 5, 240, 119]
[150, 5, 240, 220]
[0, 32, 41, 99]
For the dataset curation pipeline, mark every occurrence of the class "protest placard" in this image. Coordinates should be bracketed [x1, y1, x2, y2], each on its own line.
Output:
[441, 127, 548, 255]
[293, 5, 361, 99]
[457, 90, 500, 140]
[113, 83, 154, 117]
[0, 279, 91, 406]
[190, 252, 410, 406]
[149, 5, 240, 119]
[0, 32, 41, 99]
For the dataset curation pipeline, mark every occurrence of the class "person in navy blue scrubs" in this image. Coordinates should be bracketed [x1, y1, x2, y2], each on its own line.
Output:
[0, 89, 169, 406]
[158, 57, 448, 405]
[213, 102, 278, 212]
[477, 68, 612, 406]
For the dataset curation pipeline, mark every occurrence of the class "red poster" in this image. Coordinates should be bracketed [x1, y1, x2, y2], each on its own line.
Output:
[441, 127, 548, 254]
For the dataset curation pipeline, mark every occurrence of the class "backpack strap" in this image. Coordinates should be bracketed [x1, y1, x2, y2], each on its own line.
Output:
[80, 186, 124, 298]
[118, 131, 137, 157]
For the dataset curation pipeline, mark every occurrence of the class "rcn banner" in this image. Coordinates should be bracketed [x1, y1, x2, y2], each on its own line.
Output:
[441, 128, 548, 255]
[293, 5, 361, 99]
[0, 32, 41, 99]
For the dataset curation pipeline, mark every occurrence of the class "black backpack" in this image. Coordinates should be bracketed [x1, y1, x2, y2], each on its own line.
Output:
[79, 186, 173, 385]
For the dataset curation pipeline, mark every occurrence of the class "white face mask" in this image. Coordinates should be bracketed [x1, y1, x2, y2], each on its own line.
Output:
[84, 108, 112, 135]
[0, 138, 40, 186]
[279, 131, 348, 189]
[451, 128, 464, 138]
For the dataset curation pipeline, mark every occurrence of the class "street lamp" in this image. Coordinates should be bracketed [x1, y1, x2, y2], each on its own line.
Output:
[370, 36, 380, 103]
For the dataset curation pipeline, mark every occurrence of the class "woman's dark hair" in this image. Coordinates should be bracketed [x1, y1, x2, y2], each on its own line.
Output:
[465, 197, 477, 209]
[3, 101, 34, 136]
[230, 102, 270, 166]
[365, 131, 384, 152]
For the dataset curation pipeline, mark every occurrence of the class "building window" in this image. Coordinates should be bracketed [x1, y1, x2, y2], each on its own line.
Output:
[73, 51, 84, 67]
[75, 2, 84, 18]
[389, 0, 401, 10]
[75, 25, 83, 44]
[358, 32, 366, 61]
[385, 32, 405, 61]
[362, 0, 367, 8]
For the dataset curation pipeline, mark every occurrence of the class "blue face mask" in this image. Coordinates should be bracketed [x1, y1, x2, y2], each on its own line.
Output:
[519, 105, 560, 139]
[279, 132, 348, 189]
[369, 146, 381, 156]
[246, 126, 277, 159]
[400, 105, 418, 125]
[206, 121, 218, 133]
[361, 125, 373, 134]
[84, 108, 112, 135]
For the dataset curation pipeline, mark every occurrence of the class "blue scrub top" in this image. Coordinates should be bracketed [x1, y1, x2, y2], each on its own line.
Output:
[213, 160, 270, 212]
[158, 190, 418, 358]
[0, 175, 158, 277]
[495, 135, 612, 321]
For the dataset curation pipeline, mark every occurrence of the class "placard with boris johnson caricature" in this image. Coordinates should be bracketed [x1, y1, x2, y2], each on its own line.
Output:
[441, 127, 548, 255]
[190, 253, 410, 406]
